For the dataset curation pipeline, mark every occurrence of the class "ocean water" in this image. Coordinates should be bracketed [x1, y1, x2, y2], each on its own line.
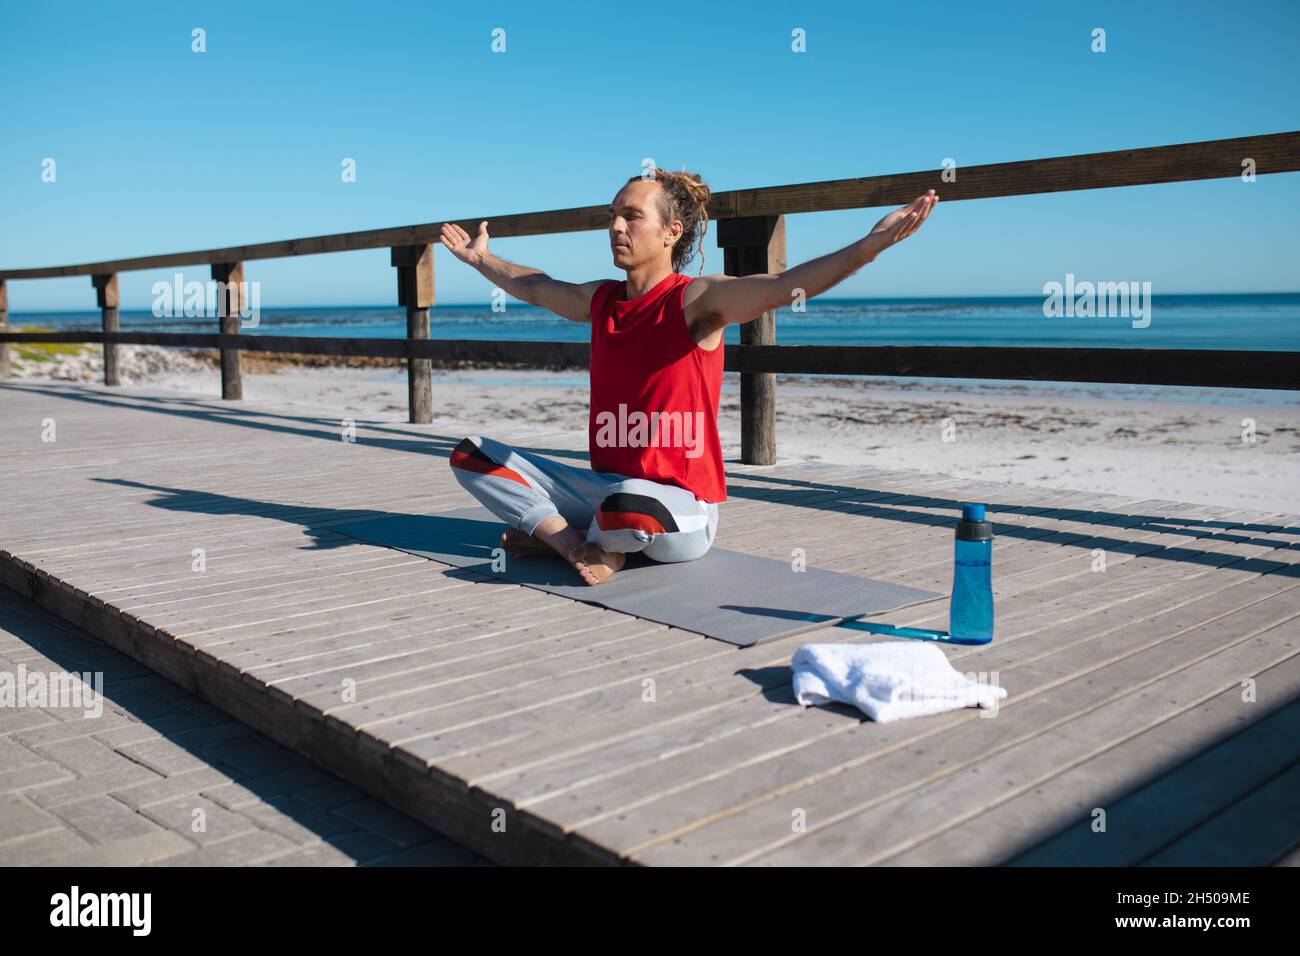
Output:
[16, 293, 1300, 349]
[13, 293, 1299, 406]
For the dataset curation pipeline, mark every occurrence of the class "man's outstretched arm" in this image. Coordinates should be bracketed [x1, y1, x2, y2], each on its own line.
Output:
[439, 220, 604, 324]
[684, 190, 939, 329]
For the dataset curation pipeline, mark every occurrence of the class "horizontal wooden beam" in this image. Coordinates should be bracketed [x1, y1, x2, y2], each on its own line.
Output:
[2, 131, 1295, 280]
[0, 331, 590, 367]
[2, 331, 1295, 390]
[725, 344, 1300, 390]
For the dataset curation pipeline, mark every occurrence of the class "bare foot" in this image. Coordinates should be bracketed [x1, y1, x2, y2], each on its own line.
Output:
[500, 528, 554, 558]
[568, 541, 625, 586]
[530, 515, 585, 563]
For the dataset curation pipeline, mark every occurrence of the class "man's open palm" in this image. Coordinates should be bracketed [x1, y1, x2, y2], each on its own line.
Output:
[440, 220, 491, 264]
[867, 190, 938, 256]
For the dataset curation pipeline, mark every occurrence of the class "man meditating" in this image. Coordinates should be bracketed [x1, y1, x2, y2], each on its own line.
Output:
[441, 169, 937, 585]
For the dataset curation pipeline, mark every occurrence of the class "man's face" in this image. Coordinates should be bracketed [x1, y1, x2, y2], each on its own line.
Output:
[609, 180, 681, 271]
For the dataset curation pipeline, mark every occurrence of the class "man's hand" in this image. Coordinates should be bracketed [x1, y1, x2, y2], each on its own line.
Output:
[435, 220, 601, 323]
[682, 189, 940, 331]
[439, 220, 491, 266]
[862, 190, 938, 261]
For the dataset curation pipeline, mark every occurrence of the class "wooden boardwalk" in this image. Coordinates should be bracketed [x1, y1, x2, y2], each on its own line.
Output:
[2, 378, 1298, 866]
[0, 585, 486, 866]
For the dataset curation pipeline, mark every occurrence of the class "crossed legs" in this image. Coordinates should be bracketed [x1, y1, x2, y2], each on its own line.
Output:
[448, 435, 718, 585]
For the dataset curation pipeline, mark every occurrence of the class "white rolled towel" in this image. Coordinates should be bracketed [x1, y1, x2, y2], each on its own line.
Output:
[791, 641, 1007, 723]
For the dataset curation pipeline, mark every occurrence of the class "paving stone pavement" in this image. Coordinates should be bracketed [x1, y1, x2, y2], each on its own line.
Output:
[0, 585, 493, 867]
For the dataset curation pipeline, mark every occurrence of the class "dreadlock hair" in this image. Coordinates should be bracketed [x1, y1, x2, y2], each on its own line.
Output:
[626, 168, 711, 275]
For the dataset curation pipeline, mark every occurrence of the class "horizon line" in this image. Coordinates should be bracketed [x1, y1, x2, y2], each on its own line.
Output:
[9, 289, 1300, 315]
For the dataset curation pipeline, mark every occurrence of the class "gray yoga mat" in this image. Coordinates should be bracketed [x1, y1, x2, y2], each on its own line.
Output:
[329, 505, 942, 648]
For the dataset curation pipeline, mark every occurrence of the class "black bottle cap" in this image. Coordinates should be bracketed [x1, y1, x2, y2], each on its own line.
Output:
[956, 503, 993, 541]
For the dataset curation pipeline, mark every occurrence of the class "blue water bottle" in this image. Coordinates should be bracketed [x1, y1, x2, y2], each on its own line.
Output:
[949, 503, 994, 644]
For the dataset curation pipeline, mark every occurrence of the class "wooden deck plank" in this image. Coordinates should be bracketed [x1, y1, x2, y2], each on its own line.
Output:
[4, 379, 1297, 867]
[224, 588, 559, 679]
[721, 497, 1251, 587]
[438, 532, 1292, 788]
[273, 617, 670, 712]
[881, 653, 1300, 865]
[338, 628, 716, 743]
[213, 595, 589, 685]
[540, 574, 1297, 861]
[1139, 760, 1300, 866]
[345, 502, 1107, 764]
[627, 595, 1299, 865]
[113, 554, 442, 612]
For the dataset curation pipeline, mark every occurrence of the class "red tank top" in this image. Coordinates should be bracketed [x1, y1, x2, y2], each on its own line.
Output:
[588, 272, 727, 502]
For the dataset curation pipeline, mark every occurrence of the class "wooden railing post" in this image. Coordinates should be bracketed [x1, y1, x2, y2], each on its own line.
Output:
[91, 273, 120, 386]
[211, 262, 244, 400]
[718, 214, 786, 466]
[392, 244, 434, 424]
[0, 280, 8, 380]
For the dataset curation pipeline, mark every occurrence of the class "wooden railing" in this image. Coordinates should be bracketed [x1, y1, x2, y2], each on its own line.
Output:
[2, 131, 1298, 464]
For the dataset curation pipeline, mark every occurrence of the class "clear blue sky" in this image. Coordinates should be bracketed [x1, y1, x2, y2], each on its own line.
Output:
[2, 0, 1297, 311]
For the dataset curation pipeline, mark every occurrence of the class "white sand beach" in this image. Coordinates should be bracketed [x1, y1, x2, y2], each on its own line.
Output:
[8, 343, 1300, 514]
